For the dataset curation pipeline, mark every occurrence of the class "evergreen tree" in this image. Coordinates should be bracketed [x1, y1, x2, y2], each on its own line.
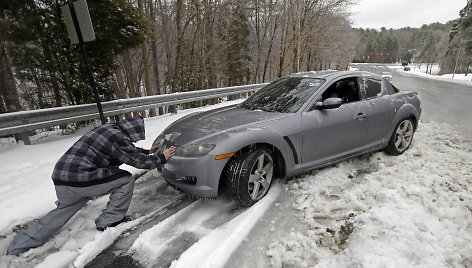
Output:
[1, 0, 147, 109]
[220, 4, 251, 86]
[356, 28, 399, 63]
[450, 1, 472, 56]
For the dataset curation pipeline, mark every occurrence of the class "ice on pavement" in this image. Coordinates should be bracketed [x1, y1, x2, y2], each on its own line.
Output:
[0, 97, 471, 267]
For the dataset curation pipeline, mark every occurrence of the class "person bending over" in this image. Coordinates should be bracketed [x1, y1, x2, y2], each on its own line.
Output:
[7, 116, 175, 256]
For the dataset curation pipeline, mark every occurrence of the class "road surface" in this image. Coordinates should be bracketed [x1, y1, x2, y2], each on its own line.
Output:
[354, 64, 472, 135]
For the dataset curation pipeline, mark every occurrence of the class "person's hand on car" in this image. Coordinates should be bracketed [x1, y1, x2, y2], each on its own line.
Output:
[163, 146, 176, 160]
[149, 139, 161, 154]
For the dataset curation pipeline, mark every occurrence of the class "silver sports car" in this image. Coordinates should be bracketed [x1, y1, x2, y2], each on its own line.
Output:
[155, 70, 421, 206]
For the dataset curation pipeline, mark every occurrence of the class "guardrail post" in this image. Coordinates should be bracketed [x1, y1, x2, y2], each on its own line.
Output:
[114, 114, 122, 121]
[170, 105, 178, 114]
[14, 132, 31, 145]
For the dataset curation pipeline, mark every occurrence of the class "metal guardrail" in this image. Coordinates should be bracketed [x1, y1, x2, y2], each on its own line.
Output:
[0, 83, 267, 144]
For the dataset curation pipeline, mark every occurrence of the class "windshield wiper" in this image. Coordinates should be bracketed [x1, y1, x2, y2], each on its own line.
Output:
[240, 104, 256, 110]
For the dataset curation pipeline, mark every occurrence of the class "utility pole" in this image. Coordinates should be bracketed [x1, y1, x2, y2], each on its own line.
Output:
[452, 47, 461, 79]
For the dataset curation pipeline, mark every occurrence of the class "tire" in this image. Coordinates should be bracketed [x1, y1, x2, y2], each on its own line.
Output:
[225, 147, 275, 206]
[384, 118, 415, 155]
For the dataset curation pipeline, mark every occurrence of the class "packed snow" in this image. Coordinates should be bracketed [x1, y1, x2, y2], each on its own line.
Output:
[265, 120, 472, 267]
[1, 94, 472, 267]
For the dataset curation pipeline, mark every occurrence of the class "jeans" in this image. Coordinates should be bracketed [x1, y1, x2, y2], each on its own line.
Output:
[6, 175, 135, 256]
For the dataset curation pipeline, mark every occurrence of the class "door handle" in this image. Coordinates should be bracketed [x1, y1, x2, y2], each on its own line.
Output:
[355, 113, 368, 119]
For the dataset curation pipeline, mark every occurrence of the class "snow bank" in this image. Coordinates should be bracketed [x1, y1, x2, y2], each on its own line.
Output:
[267, 121, 472, 267]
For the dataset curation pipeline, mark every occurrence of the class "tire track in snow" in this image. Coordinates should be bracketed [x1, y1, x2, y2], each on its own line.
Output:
[128, 183, 282, 268]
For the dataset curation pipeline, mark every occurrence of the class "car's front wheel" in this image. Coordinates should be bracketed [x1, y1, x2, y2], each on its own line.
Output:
[225, 147, 274, 206]
[384, 118, 415, 155]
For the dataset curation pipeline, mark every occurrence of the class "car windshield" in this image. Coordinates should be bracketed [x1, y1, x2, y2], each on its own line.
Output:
[240, 77, 325, 113]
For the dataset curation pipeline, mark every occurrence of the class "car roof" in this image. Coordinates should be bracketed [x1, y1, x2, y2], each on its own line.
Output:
[286, 70, 379, 81]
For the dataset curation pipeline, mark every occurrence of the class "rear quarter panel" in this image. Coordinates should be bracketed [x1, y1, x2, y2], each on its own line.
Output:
[383, 91, 422, 145]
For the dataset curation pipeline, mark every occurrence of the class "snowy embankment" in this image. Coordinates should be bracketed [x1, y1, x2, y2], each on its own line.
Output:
[267, 120, 472, 267]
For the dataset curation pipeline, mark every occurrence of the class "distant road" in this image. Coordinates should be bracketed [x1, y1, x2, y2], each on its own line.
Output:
[354, 64, 472, 135]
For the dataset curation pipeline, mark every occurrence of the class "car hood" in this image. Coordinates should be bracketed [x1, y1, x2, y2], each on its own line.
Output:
[162, 104, 287, 146]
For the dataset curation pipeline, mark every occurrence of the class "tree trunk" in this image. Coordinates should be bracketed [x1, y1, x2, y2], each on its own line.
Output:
[0, 45, 22, 112]
[173, 0, 184, 93]
[0, 92, 6, 113]
[196, 0, 205, 107]
[121, 51, 143, 117]
[263, 16, 278, 82]
[49, 70, 62, 107]
[115, 67, 132, 119]
[139, 0, 155, 117]
[204, 0, 218, 104]
[150, 0, 164, 115]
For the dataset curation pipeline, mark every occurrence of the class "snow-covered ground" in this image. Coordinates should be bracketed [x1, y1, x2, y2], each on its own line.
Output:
[265, 120, 472, 267]
[1, 95, 472, 267]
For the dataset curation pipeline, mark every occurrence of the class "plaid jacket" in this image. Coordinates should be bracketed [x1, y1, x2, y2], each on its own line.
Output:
[52, 116, 165, 187]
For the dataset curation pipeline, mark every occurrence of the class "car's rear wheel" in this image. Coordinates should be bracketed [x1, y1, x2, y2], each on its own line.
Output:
[225, 147, 274, 206]
[384, 118, 415, 155]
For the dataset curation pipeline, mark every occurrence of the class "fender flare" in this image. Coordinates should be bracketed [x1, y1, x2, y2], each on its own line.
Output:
[385, 103, 420, 142]
[202, 127, 297, 173]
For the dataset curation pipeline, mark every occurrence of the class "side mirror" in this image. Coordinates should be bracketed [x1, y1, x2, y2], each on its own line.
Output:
[315, 97, 343, 109]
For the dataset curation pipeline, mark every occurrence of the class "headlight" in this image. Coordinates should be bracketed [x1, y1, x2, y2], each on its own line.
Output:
[175, 144, 216, 158]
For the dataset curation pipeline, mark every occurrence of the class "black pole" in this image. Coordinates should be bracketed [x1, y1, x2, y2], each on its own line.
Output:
[68, 0, 106, 124]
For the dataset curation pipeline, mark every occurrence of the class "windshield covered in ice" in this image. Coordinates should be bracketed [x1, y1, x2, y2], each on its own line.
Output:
[240, 77, 325, 113]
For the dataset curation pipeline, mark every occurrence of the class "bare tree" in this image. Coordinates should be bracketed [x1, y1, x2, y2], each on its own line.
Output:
[0, 25, 22, 112]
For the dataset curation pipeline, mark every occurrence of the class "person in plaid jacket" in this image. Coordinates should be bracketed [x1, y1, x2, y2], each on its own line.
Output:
[7, 116, 175, 256]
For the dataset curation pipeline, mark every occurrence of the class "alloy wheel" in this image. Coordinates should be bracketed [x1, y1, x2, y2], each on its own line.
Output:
[248, 153, 274, 200]
[394, 120, 414, 152]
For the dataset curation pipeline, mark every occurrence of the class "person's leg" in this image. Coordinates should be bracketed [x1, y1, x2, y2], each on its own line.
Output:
[95, 175, 135, 228]
[68, 175, 135, 229]
[7, 186, 89, 255]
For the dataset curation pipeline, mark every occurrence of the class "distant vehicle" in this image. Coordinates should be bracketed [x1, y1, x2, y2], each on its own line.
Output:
[404, 67, 411, 71]
[381, 72, 393, 81]
[154, 71, 421, 206]
[402, 61, 409, 66]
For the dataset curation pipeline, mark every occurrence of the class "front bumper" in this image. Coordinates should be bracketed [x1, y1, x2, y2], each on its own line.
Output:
[161, 154, 230, 198]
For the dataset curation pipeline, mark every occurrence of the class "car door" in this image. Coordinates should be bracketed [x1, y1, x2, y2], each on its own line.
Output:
[361, 76, 397, 146]
[300, 76, 372, 168]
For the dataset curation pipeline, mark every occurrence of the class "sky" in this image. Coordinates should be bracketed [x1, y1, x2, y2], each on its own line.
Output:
[350, 0, 467, 29]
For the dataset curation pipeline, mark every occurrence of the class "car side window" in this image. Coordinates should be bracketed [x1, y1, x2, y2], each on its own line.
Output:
[364, 78, 382, 98]
[384, 80, 399, 94]
[321, 77, 361, 104]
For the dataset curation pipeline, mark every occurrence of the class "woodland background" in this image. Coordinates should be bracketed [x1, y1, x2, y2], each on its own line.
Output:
[0, 0, 471, 118]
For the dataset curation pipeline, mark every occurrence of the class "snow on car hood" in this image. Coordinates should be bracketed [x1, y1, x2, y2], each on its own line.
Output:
[162, 104, 287, 146]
